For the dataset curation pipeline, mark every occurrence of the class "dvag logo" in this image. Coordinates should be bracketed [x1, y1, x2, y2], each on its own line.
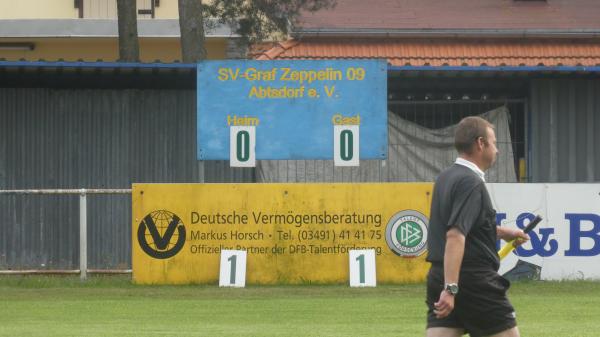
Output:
[138, 210, 186, 259]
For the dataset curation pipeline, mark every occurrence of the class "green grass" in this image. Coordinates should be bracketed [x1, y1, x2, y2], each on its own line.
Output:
[0, 276, 599, 336]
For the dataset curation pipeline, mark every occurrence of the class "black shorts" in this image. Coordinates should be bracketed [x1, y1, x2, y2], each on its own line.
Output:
[426, 265, 517, 337]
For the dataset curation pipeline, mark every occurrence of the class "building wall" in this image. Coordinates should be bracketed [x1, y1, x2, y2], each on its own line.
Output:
[153, 0, 180, 19]
[0, 1, 237, 62]
[0, 0, 78, 19]
[0, 0, 181, 19]
[0, 87, 254, 270]
[82, 0, 180, 19]
[530, 79, 600, 182]
[0, 37, 228, 62]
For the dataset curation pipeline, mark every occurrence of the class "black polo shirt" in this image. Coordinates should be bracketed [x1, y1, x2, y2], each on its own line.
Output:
[426, 164, 500, 271]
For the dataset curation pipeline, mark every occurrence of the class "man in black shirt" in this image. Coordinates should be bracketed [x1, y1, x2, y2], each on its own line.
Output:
[425, 116, 529, 337]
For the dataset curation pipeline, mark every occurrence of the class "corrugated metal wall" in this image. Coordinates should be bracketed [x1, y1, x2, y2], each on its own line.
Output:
[2, 78, 599, 270]
[530, 79, 600, 182]
[0, 88, 254, 270]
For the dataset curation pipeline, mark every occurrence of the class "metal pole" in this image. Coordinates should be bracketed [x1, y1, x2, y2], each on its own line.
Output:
[79, 189, 87, 281]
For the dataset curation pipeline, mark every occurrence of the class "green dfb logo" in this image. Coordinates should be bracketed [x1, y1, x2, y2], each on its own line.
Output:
[385, 210, 429, 257]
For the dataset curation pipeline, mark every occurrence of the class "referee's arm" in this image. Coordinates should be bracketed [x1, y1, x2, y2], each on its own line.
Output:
[434, 228, 465, 319]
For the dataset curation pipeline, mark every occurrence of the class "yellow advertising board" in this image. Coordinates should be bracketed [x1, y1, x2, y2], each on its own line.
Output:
[132, 183, 433, 284]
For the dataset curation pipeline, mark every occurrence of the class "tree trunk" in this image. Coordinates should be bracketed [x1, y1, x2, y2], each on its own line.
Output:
[178, 0, 207, 63]
[117, 0, 140, 62]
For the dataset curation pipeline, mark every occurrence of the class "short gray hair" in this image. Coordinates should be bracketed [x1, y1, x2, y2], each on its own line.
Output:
[454, 116, 494, 154]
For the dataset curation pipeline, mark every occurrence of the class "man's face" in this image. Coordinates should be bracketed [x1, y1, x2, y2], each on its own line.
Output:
[481, 127, 498, 170]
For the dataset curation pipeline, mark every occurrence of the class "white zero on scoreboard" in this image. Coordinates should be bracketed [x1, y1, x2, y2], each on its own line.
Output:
[230, 126, 256, 167]
[334, 125, 360, 166]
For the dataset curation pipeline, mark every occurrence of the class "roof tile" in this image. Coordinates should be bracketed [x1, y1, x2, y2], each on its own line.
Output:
[257, 39, 600, 67]
[296, 0, 600, 31]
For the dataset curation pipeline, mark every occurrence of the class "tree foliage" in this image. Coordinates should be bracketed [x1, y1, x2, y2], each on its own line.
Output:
[205, 0, 336, 43]
[118, 0, 336, 63]
[180, 0, 336, 62]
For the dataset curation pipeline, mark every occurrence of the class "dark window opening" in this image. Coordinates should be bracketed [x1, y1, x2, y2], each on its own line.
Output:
[387, 77, 529, 182]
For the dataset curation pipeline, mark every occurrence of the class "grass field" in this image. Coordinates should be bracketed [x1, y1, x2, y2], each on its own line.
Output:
[0, 276, 598, 337]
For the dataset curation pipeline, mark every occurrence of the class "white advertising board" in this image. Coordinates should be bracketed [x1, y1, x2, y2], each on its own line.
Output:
[488, 184, 600, 280]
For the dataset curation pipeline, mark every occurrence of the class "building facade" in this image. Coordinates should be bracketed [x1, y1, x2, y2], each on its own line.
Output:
[0, 0, 242, 62]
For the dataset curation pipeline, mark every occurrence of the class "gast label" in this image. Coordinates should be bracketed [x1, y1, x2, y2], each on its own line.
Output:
[385, 210, 429, 257]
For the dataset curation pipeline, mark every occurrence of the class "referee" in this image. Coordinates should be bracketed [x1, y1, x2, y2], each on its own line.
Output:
[425, 116, 529, 337]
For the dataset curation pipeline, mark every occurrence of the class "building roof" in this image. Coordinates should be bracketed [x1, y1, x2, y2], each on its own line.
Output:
[0, 61, 196, 89]
[257, 39, 600, 67]
[0, 19, 236, 38]
[294, 0, 600, 38]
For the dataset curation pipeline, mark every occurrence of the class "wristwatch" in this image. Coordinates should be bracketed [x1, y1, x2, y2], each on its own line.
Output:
[444, 283, 459, 296]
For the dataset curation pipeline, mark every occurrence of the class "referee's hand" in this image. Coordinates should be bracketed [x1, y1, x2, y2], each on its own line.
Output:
[434, 290, 455, 318]
[510, 228, 530, 247]
[497, 227, 530, 247]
